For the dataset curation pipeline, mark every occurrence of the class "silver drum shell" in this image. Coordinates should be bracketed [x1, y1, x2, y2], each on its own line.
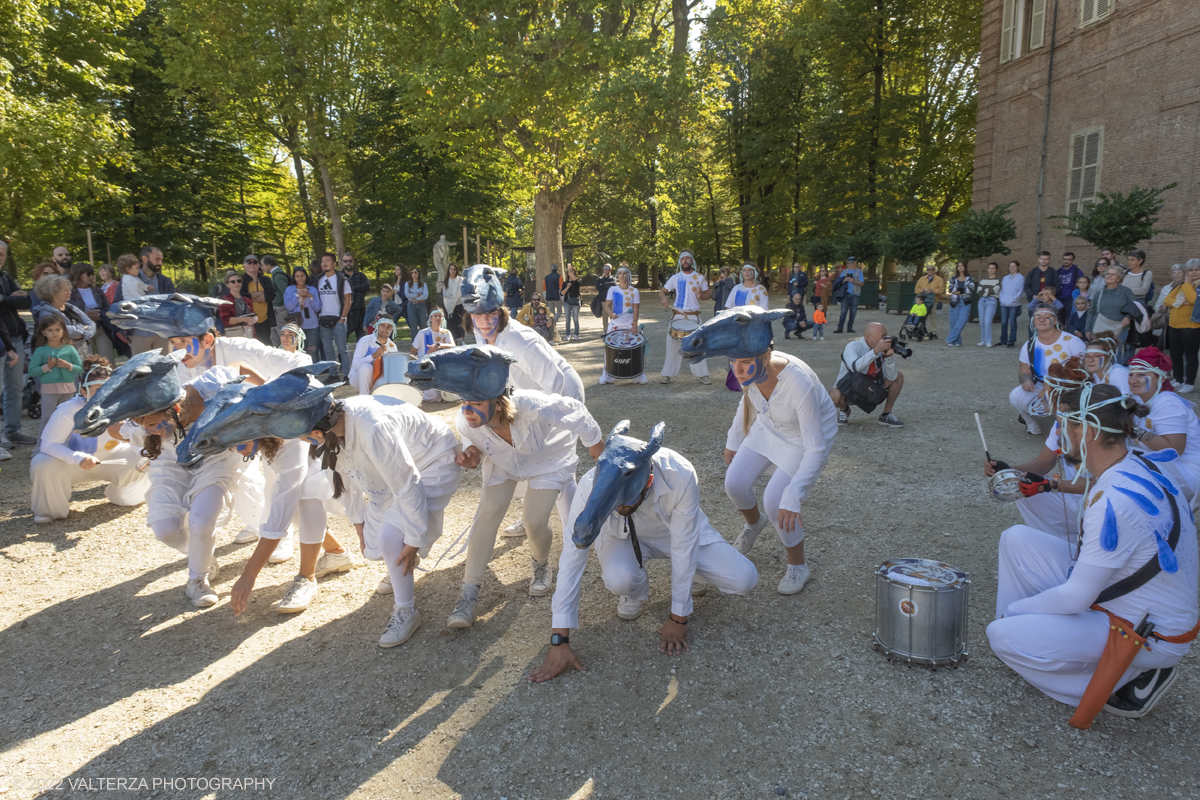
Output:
[873, 560, 969, 666]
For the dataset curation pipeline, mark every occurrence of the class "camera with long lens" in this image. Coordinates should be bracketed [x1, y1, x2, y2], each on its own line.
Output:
[885, 336, 913, 359]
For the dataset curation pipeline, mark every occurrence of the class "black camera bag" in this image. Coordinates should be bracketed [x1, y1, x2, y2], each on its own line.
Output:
[836, 352, 889, 413]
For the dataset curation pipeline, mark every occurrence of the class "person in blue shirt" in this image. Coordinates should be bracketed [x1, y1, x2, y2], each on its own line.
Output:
[786, 263, 808, 304]
[834, 257, 865, 334]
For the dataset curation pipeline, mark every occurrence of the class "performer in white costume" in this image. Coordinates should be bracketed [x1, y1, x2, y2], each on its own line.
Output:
[1009, 303, 1085, 435]
[1082, 332, 1130, 393]
[598, 265, 646, 385]
[726, 263, 770, 311]
[658, 250, 711, 384]
[987, 383, 1198, 718]
[410, 308, 455, 401]
[30, 357, 148, 523]
[348, 316, 398, 396]
[1126, 347, 1200, 505]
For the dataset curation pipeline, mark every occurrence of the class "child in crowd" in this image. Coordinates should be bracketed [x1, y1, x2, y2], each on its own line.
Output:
[813, 304, 827, 341]
[29, 316, 83, 436]
[1066, 297, 1089, 337]
[119, 255, 149, 300]
[1071, 274, 1091, 304]
[1027, 288, 1062, 317]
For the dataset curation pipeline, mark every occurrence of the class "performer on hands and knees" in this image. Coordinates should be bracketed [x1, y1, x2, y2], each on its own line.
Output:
[680, 306, 837, 594]
[986, 383, 1198, 719]
[406, 346, 603, 629]
[528, 421, 758, 682]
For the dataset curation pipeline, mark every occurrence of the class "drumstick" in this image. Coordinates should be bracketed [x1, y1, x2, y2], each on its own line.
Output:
[974, 412, 992, 464]
[97, 459, 128, 467]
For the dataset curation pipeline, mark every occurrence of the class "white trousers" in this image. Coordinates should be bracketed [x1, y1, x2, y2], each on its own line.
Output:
[660, 334, 709, 379]
[378, 500, 450, 611]
[29, 449, 149, 520]
[351, 366, 373, 396]
[150, 484, 226, 581]
[1008, 384, 1042, 434]
[463, 481, 561, 587]
[986, 525, 1184, 706]
[724, 448, 804, 548]
[594, 535, 758, 602]
[1016, 492, 1082, 543]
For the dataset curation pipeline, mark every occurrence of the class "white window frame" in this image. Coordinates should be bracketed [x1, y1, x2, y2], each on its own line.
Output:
[1081, 0, 1114, 26]
[1067, 127, 1104, 216]
[1000, 0, 1017, 63]
[1001, 0, 1047, 63]
[1027, 0, 1047, 50]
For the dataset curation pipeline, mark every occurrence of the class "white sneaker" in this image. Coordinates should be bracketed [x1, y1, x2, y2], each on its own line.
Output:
[635, 374, 648, 384]
[733, 514, 770, 555]
[777, 564, 810, 595]
[529, 558, 553, 596]
[33, 515, 53, 524]
[502, 520, 527, 538]
[0, 446, 11, 462]
[277, 576, 317, 613]
[837, 408, 850, 426]
[691, 580, 709, 596]
[1179, 384, 1195, 394]
[268, 536, 294, 564]
[660, 375, 671, 384]
[447, 586, 479, 628]
[233, 525, 259, 544]
[617, 595, 644, 620]
[379, 607, 422, 647]
[314, 550, 355, 578]
[186, 576, 219, 608]
[598, 376, 615, 385]
[976, 342, 985, 347]
[206, 555, 220, 583]
[698, 376, 712, 385]
[376, 574, 393, 595]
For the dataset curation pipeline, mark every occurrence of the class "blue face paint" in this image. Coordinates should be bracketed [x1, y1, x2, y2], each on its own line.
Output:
[186, 337, 203, 357]
[461, 400, 495, 427]
[738, 353, 771, 387]
[473, 313, 500, 342]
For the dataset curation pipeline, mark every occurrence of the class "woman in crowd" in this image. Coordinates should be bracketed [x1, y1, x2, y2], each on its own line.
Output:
[1009, 303, 1086, 435]
[284, 266, 322, 352]
[986, 383, 1198, 719]
[946, 260, 975, 347]
[405, 267, 430, 336]
[1086, 266, 1139, 344]
[218, 271, 258, 338]
[561, 264, 582, 341]
[1163, 264, 1198, 394]
[364, 284, 404, 335]
[98, 264, 120, 304]
[1125, 347, 1200, 505]
[517, 291, 559, 343]
[442, 264, 465, 342]
[409, 308, 454, 402]
[69, 262, 114, 360]
[1122, 249, 1155, 351]
[30, 356, 148, 523]
[1091, 257, 1110, 278]
[33, 274, 95, 357]
[349, 316, 398, 396]
[727, 263, 770, 311]
[814, 269, 833, 312]
[998, 260, 1025, 348]
[975, 262, 1000, 347]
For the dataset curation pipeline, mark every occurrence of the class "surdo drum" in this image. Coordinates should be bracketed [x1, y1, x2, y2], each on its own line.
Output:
[874, 558, 969, 666]
[604, 330, 646, 380]
[372, 353, 423, 405]
[668, 316, 699, 340]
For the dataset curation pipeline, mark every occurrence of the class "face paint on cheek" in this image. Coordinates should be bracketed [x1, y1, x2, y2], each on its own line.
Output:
[186, 337, 203, 357]
[302, 434, 321, 446]
[739, 353, 771, 386]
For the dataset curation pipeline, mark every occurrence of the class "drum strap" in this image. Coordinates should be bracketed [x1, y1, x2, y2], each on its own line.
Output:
[1094, 453, 1181, 605]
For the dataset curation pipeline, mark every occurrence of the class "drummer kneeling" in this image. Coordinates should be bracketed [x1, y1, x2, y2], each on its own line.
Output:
[986, 384, 1198, 719]
[350, 317, 398, 395]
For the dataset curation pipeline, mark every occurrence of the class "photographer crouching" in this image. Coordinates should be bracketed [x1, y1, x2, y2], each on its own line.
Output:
[829, 321, 908, 428]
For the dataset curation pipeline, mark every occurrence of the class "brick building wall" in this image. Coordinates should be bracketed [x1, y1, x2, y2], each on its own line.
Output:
[973, 0, 1199, 274]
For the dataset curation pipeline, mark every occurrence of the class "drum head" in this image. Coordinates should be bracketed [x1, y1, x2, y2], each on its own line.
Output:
[878, 558, 968, 588]
[373, 383, 424, 406]
[669, 318, 699, 333]
[989, 468, 1024, 502]
[604, 330, 645, 349]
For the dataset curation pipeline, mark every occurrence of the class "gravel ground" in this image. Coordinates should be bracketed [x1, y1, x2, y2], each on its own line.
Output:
[1, 299, 1198, 800]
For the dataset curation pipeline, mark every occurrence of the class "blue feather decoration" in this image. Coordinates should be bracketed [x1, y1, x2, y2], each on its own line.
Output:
[1155, 532, 1179, 573]
[1148, 468, 1180, 497]
[1113, 487, 1161, 516]
[1101, 500, 1120, 551]
[1117, 470, 1165, 500]
[1141, 449, 1179, 463]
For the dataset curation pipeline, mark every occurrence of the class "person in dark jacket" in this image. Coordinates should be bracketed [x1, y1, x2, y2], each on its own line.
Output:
[594, 264, 616, 328]
[342, 252, 371, 339]
[505, 271, 524, 315]
[1023, 251, 1058, 303]
[0, 242, 33, 443]
[1054, 252, 1083, 322]
[240, 255, 276, 344]
[544, 263, 563, 323]
[787, 262, 809, 304]
[68, 262, 115, 360]
[111, 245, 176, 354]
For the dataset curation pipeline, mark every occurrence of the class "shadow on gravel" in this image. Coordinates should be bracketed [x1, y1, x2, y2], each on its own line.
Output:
[1, 489, 141, 554]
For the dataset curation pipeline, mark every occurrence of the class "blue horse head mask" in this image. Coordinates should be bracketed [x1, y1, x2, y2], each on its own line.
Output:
[74, 350, 187, 437]
[572, 420, 665, 549]
[406, 345, 516, 401]
[459, 264, 508, 314]
[174, 363, 341, 466]
[106, 293, 229, 338]
[679, 307, 790, 361]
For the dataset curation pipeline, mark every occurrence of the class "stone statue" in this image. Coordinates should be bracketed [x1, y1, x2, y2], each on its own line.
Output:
[432, 235, 455, 287]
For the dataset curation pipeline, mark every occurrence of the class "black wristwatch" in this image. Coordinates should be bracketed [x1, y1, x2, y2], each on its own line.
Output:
[550, 633, 570, 646]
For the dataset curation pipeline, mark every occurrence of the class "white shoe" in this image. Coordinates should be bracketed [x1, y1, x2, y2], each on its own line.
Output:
[660, 375, 671, 384]
[33, 515, 53, 524]
[375, 574, 393, 595]
[529, 558, 553, 596]
[1179, 384, 1195, 394]
[206, 555, 220, 583]
[635, 375, 648, 384]
[598, 376, 615, 385]
[379, 607, 422, 647]
[777, 564, 810, 595]
[0, 433, 11, 447]
[976, 342, 985, 347]
[186, 576, 218, 608]
[698, 376, 712, 385]
[502, 520, 527, 538]
[0, 446, 11, 462]
[277, 576, 317, 613]
[733, 514, 770, 555]
[233, 525, 259, 544]
[268, 536, 294, 564]
[985, 343, 993, 348]
[447, 586, 479, 628]
[691, 580, 709, 596]
[617, 595, 644, 621]
[314, 550, 355, 578]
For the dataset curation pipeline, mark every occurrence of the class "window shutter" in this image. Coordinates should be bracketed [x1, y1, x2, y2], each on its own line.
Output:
[1082, 0, 1096, 24]
[1068, 133, 1086, 216]
[1000, 0, 1016, 63]
[1067, 129, 1103, 216]
[1080, 131, 1102, 204]
[1096, 0, 1112, 18]
[1028, 0, 1047, 49]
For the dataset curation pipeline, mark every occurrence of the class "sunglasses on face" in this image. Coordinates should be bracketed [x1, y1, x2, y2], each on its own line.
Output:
[227, 279, 242, 284]
[245, 260, 258, 265]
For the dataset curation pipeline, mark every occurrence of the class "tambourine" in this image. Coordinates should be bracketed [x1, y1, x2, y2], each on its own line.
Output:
[988, 468, 1024, 503]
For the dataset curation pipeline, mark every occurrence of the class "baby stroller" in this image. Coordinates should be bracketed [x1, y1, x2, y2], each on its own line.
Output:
[900, 295, 931, 342]
[23, 375, 41, 420]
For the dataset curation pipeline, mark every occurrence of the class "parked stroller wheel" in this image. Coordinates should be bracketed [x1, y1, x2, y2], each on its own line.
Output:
[28, 405, 41, 420]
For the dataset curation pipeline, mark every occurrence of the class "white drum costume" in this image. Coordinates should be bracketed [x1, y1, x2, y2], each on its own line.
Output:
[411, 313, 455, 401]
[1009, 318, 1085, 435]
[659, 250, 710, 382]
[30, 393, 148, 523]
[599, 269, 646, 384]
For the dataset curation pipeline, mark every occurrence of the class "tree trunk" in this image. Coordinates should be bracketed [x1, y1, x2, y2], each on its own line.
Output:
[702, 169, 722, 267]
[287, 128, 324, 256]
[739, 193, 750, 261]
[533, 190, 567, 294]
[313, 150, 345, 261]
[868, 1, 885, 216]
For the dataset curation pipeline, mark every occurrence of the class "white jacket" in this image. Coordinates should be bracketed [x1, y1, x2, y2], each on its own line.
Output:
[483, 318, 584, 401]
[350, 335, 398, 375]
[177, 337, 312, 384]
[552, 448, 724, 628]
[725, 352, 837, 511]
